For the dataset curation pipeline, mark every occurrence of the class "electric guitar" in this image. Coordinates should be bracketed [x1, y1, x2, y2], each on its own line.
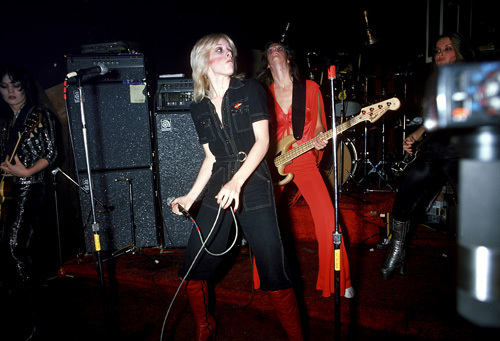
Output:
[391, 132, 433, 177]
[272, 97, 401, 186]
[0, 112, 43, 205]
[392, 145, 419, 177]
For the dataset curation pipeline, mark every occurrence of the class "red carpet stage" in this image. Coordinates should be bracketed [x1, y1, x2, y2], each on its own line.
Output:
[282, 190, 395, 246]
[2, 191, 499, 340]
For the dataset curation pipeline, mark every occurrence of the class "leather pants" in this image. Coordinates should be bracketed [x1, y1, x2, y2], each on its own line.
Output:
[1, 182, 45, 285]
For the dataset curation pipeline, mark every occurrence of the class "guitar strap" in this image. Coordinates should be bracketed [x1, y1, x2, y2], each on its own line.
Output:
[291, 79, 306, 141]
[4, 103, 32, 160]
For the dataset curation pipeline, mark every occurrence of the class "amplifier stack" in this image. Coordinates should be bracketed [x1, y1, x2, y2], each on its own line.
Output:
[66, 53, 158, 252]
[65, 53, 204, 251]
[153, 77, 203, 247]
[155, 77, 194, 111]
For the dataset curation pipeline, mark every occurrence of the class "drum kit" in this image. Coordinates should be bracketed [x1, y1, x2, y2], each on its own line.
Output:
[321, 70, 402, 194]
[305, 9, 418, 195]
[281, 12, 413, 195]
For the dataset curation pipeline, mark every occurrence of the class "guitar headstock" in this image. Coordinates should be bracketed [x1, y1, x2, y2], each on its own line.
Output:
[21, 113, 43, 137]
[359, 97, 401, 123]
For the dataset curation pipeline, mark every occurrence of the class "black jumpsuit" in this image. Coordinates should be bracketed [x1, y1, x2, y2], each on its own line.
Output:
[178, 78, 293, 291]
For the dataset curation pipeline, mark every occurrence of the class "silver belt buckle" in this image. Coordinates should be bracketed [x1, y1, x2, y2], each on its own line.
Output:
[238, 151, 247, 162]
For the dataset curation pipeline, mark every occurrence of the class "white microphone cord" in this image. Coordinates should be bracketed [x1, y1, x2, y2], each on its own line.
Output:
[160, 203, 239, 340]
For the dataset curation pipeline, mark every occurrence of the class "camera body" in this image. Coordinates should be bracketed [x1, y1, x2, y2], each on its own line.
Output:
[425, 61, 500, 328]
[425, 61, 500, 132]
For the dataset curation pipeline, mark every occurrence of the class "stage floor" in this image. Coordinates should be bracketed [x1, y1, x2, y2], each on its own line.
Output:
[9, 190, 495, 341]
[3, 190, 497, 340]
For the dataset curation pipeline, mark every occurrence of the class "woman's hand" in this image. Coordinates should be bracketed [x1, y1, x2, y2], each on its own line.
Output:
[171, 196, 194, 216]
[1, 155, 29, 177]
[403, 126, 426, 154]
[403, 135, 417, 154]
[215, 179, 242, 212]
[312, 132, 328, 150]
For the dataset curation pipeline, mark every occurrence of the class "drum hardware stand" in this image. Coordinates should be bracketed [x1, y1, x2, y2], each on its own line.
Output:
[367, 116, 394, 192]
[103, 178, 159, 264]
[393, 69, 409, 157]
[354, 75, 394, 193]
[333, 75, 372, 201]
[357, 117, 394, 193]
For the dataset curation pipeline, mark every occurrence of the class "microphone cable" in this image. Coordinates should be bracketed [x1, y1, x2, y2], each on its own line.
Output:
[160, 202, 239, 340]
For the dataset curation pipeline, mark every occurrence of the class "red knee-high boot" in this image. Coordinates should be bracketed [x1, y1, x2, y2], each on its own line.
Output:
[268, 288, 303, 341]
[185, 280, 217, 341]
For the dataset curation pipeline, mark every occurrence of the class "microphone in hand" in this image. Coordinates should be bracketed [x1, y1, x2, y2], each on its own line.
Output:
[167, 197, 194, 221]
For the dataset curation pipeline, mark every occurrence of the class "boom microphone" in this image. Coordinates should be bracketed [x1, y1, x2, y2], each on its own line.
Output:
[66, 63, 109, 79]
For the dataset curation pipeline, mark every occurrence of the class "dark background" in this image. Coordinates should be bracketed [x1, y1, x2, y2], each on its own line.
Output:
[2, 0, 498, 91]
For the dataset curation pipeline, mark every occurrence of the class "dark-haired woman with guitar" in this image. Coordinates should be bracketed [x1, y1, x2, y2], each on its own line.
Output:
[0, 64, 58, 339]
[258, 42, 354, 298]
[380, 33, 476, 280]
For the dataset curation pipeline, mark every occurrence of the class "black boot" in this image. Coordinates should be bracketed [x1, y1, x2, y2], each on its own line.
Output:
[380, 219, 410, 280]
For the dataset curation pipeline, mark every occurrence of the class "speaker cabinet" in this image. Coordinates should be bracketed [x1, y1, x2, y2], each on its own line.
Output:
[65, 54, 159, 252]
[65, 81, 152, 171]
[77, 168, 158, 252]
[154, 111, 204, 247]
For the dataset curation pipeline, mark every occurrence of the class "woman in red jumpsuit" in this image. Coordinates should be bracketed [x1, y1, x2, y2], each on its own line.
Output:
[258, 42, 354, 298]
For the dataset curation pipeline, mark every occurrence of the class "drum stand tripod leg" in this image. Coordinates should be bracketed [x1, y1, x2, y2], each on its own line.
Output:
[358, 119, 394, 193]
[104, 179, 159, 264]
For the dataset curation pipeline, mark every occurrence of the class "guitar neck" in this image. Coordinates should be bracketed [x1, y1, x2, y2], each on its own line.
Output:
[274, 97, 399, 166]
[277, 116, 362, 163]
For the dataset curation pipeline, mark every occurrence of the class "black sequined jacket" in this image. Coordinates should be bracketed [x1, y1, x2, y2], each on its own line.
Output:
[0, 103, 58, 184]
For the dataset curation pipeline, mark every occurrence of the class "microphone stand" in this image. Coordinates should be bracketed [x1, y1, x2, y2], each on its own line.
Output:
[103, 178, 158, 264]
[328, 66, 342, 339]
[48, 166, 115, 280]
[72, 75, 111, 335]
[337, 78, 346, 194]
[50, 168, 64, 279]
[52, 167, 110, 209]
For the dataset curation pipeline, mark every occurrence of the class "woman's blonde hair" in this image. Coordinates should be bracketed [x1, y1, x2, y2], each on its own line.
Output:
[190, 33, 238, 103]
